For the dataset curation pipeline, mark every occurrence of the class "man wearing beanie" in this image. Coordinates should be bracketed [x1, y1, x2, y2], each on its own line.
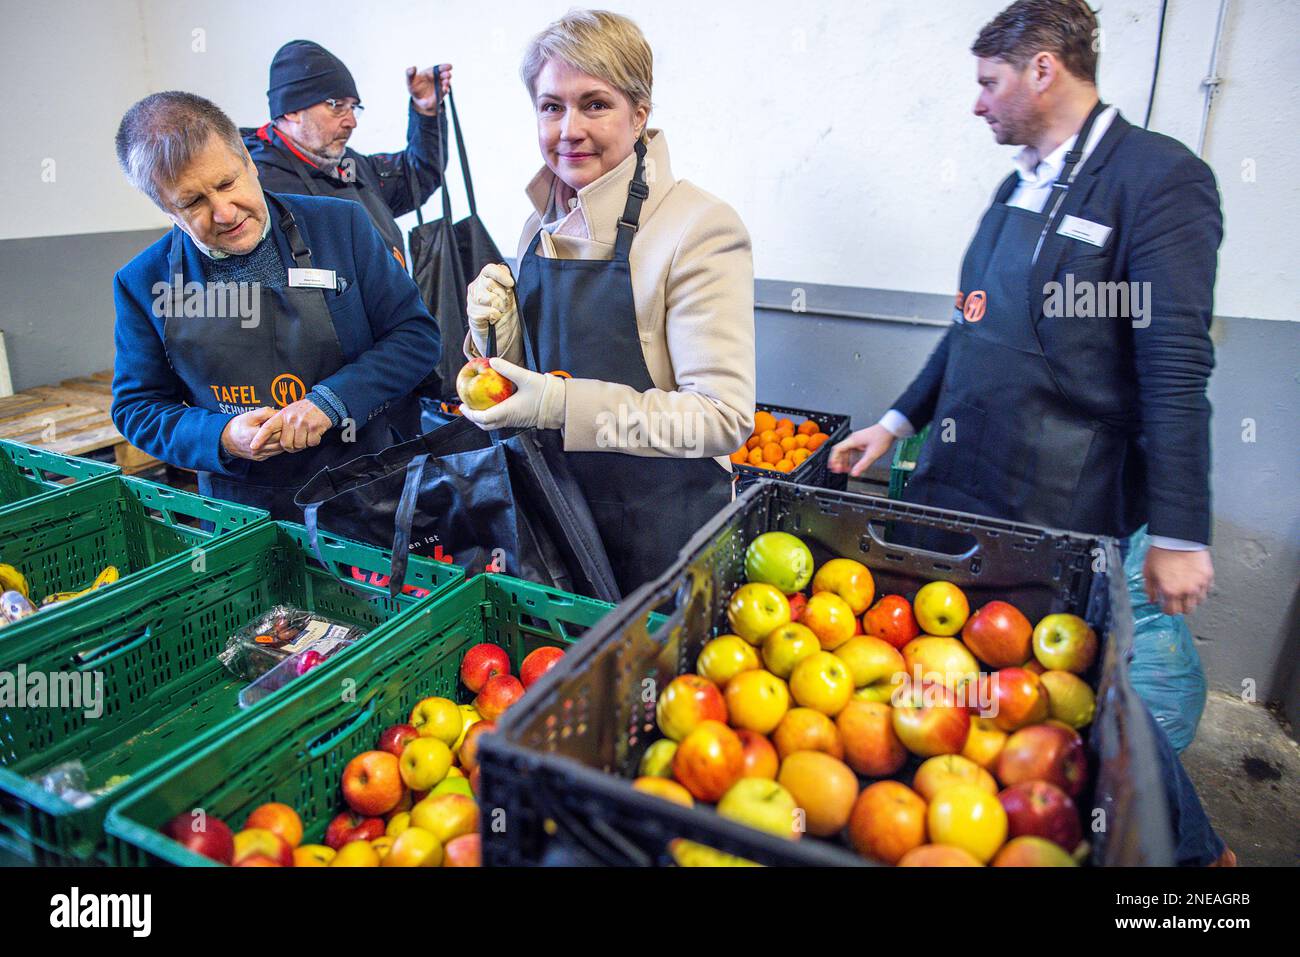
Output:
[244, 40, 451, 270]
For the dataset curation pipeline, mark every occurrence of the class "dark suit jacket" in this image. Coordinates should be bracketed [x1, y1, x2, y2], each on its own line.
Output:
[893, 111, 1222, 543]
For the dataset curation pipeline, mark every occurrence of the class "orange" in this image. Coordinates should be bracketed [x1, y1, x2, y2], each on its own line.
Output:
[791, 449, 810, 464]
[753, 410, 777, 433]
[746, 435, 763, 450]
[780, 436, 797, 452]
[806, 433, 829, 451]
[748, 448, 765, 466]
[776, 460, 795, 473]
[730, 450, 749, 465]
[756, 462, 777, 470]
[775, 425, 795, 440]
[794, 434, 810, 449]
[798, 420, 820, 436]
[776, 418, 794, 432]
[762, 443, 784, 464]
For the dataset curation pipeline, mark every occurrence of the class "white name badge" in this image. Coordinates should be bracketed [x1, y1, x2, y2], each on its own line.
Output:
[287, 267, 337, 289]
[1057, 215, 1112, 248]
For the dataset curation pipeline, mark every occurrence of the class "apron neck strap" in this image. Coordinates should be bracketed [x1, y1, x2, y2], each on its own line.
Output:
[265, 192, 315, 268]
[1053, 99, 1107, 191]
[613, 137, 650, 261]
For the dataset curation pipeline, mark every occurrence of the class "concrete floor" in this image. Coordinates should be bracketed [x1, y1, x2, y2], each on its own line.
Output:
[1180, 691, 1300, 867]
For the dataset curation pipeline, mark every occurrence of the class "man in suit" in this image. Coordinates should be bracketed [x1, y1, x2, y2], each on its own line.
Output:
[830, 0, 1229, 864]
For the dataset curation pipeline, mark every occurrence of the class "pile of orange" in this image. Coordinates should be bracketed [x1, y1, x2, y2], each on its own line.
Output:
[731, 410, 831, 474]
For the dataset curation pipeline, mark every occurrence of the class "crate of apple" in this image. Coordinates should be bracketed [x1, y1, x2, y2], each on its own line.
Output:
[159, 642, 565, 867]
[634, 530, 1100, 867]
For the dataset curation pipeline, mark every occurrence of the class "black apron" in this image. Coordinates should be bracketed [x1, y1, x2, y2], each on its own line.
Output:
[904, 102, 1128, 537]
[161, 193, 418, 519]
[514, 139, 732, 595]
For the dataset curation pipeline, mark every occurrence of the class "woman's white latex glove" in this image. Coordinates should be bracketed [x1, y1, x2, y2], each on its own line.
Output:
[466, 263, 520, 357]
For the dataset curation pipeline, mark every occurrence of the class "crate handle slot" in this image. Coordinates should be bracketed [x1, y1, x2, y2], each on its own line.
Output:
[306, 700, 377, 759]
[70, 626, 153, 670]
[864, 520, 979, 561]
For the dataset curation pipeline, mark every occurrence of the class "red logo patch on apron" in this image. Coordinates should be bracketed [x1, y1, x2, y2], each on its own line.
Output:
[271, 373, 307, 408]
[963, 290, 987, 323]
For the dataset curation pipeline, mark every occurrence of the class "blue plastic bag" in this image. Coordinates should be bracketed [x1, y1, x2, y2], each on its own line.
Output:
[1124, 526, 1208, 752]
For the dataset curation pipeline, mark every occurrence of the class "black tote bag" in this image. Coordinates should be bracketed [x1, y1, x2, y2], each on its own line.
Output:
[407, 75, 505, 400]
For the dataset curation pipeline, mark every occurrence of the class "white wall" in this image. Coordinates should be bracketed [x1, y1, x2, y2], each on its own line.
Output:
[3, 0, 1297, 320]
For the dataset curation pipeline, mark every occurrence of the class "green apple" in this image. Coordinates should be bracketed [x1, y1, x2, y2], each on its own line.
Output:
[717, 778, 800, 840]
[744, 532, 814, 594]
[639, 738, 679, 778]
[727, 583, 791, 645]
[761, 622, 820, 678]
[1039, 670, 1096, 728]
[430, 776, 475, 799]
[1032, 614, 1098, 674]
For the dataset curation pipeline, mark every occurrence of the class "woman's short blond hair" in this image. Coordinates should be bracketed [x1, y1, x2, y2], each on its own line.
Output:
[521, 10, 653, 116]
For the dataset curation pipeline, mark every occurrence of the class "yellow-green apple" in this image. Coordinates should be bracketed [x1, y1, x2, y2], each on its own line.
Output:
[1039, 671, 1096, 728]
[409, 696, 462, 746]
[834, 635, 905, 691]
[897, 844, 983, 866]
[772, 707, 844, 761]
[638, 738, 678, 778]
[811, 558, 876, 615]
[697, 634, 761, 687]
[411, 793, 479, 845]
[777, 750, 859, 837]
[801, 592, 857, 650]
[519, 645, 565, 689]
[380, 826, 443, 867]
[901, 636, 980, 693]
[329, 840, 381, 867]
[836, 699, 908, 777]
[378, 723, 421, 758]
[863, 595, 921, 649]
[452, 704, 481, 751]
[963, 716, 1008, 770]
[443, 833, 481, 867]
[735, 729, 780, 779]
[744, 532, 815, 593]
[656, 674, 727, 741]
[233, 828, 293, 867]
[245, 802, 303, 849]
[399, 737, 452, 790]
[673, 720, 744, 802]
[724, 668, 790, 734]
[460, 643, 510, 693]
[927, 783, 1008, 863]
[998, 781, 1082, 850]
[961, 600, 1033, 668]
[848, 781, 928, 864]
[912, 754, 997, 802]
[385, 812, 411, 838]
[1032, 614, 1098, 674]
[996, 724, 1087, 797]
[891, 682, 971, 757]
[474, 674, 524, 720]
[456, 358, 517, 410]
[718, 778, 801, 839]
[727, 583, 791, 645]
[761, 622, 820, 679]
[633, 776, 695, 807]
[457, 720, 496, 775]
[986, 667, 1050, 732]
[325, 811, 385, 849]
[370, 835, 395, 861]
[913, 581, 970, 636]
[162, 811, 234, 865]
[431, 776, 475, 798]
[789, 651, 853, 716]
[293, 844, 335, 867]
[342, 750, 404, 816]
[991, 835, 1078, 867]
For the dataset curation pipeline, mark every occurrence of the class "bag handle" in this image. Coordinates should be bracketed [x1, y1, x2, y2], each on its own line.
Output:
[388, 453, 431, 598]
[408, 66, 469, 228]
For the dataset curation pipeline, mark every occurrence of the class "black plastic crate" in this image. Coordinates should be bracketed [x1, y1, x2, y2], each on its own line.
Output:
[479, 479, 1174, 867]
[733, 404, 851, 493]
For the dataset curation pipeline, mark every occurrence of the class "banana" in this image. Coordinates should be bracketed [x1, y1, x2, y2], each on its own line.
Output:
[91, 566, 120, 589]
[0, 564, 29, 599]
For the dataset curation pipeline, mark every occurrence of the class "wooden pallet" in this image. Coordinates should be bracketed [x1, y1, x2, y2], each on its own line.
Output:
[0, 372, 161, 474]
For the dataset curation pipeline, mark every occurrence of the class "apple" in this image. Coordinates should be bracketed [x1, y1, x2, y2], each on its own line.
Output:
[735, 729, 780, 779]
[727, 583, 791, 645]
[698, 634, 762, 687]
[431, 776, 475, 799]
[330, 840, 382, 867]
[398, 737, 452, 791]
[672, 720, 744, 802]
[998, 781, 1082, 850]
[992, 835, 1078, 867]
[772, 707, 844, 761]
[724, 669, 791, 734]
[996, 724, 1088, 797]
[744, 532, 815, 594]
[898, 844, 983, 867]
[961, 600, 1033, 668]
[927, 783, 1008, 863]
[761, 622, 820, 679]
[718, 778, 800, 840]
[962, 717, 1009, 771]
[411, 793, 479, 845]
[380, 826, 443, 867]
[342, 750, 404, 816]
[385, 812, 411, 838]
[162, 811, 234, 865]
[460, 642, 511, 693]
[787, 592, 808, 622]
[1039, 670, 1096, 728]
[656, 674, 727, 741]
[891, 682, 971, 757]
[638, 738, 679, 778]
[475, 674, 525, 721]
[469, 765, 481, 797]
[409, 697, 462, 746]
[443, 833, 481, 867]
[457, 720, 497, 775]
[912, 754, 997, 802]
[986, 667, 1050, 732]
[812, 558, 876, 615]
[669, 839, 760, 868]
[325, 811, 385, 850]
[833, 635, 905, 691]
[1032, 614, 1098, 674]
[913, 582, 970, 636]
[378, 723, 421, 758]
[452, 703, 482, 752]
[848, 781, 928, 864]
[801, 592, 857, 651]
[863, 595, 921, 649]
[836, 699, 908, 778]
[778, 750, 859, 837]
[370, 835, 395, 861]
[293, 844, 335, 867]
[520, 645, 565, 689]
[1024, 659, 1046, 676]
[633, 776, 695, 807]
[245, 802, 303, 849]
[789, 651, 853, 716]
[294, 649, 325, 675]
[233, 828, 293, 867]
[901, 636, 980, 694]
[235, 854, 284, 867]
[456, 357, 517, 411]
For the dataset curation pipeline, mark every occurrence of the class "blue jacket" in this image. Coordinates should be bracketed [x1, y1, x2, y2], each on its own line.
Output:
[111, 191, 441, 477]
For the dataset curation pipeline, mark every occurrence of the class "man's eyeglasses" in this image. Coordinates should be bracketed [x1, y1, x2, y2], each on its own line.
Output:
[323, 98, 364, 117]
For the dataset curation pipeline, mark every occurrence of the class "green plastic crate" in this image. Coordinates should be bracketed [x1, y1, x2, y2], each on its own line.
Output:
[0, 476, 265, 640]
[104, 572, 622, 866]
[0, 440, 120, 514]
[0, 520, 462, 865]
[888, 426, 931, 499]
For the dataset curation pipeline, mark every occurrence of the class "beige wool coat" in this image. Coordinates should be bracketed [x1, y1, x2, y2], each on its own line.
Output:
[465, 129, 755, 469]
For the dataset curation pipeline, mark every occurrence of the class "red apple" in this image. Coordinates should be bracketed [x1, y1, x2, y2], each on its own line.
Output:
[1031, 614, 1098, 674]
[998, 781, 1083, 850]
[836, 699, 908, 777]
[996, 724, 1088, 797]
[656, 674, 728, 741]
[519, 646, 564, 689]
[162, 811, 234, 865]
[986, 667, 1050, 732]
[992, 835, 1079, 867]
[863, 595, 921, 650]
[735, 729, 780, 779]
[378, 723, 421, 758]
[232, 828, 293, 867]
[474, 674, 525, 721]
[325, 811, 386, 850]
[962, 600, 1033, 668]
[890, 681, 971, 757]
[460, 643, 511, 693]
[458, 720, 497, 775]
[787, 592, 808, 622]
[848, 781, 928, 864]
[456, 357, 517, 411]
[443, 833, 482, 867]
[673, 720, 744, 802]
[245, 802, 303, 849]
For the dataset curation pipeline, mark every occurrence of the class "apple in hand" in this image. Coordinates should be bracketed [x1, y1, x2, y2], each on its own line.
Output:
[456, 357, 517, 411]
[656, 674, 727, 741]
[718, 778, 801, 840]
[744, 532, 815, 594]
[162, 810, 234, 865]
[998, 781, 1083, 850]
[460, 642, 511, 693]
[475, 674, 525, 720]
[325, 811, 385, 849]
[673, 720, 744, 802]
[962, 600, 1033, 668]
[811, 558, 876, 615]
[1032, 614, 1098, 674]
[341, 750, 404, 816]
[520, 645, 564, 689]
[863, 595, 921, 649]
[727, 583, 791, 645]
[913, 582, 970, 636]
[378, 723, 421, 758]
